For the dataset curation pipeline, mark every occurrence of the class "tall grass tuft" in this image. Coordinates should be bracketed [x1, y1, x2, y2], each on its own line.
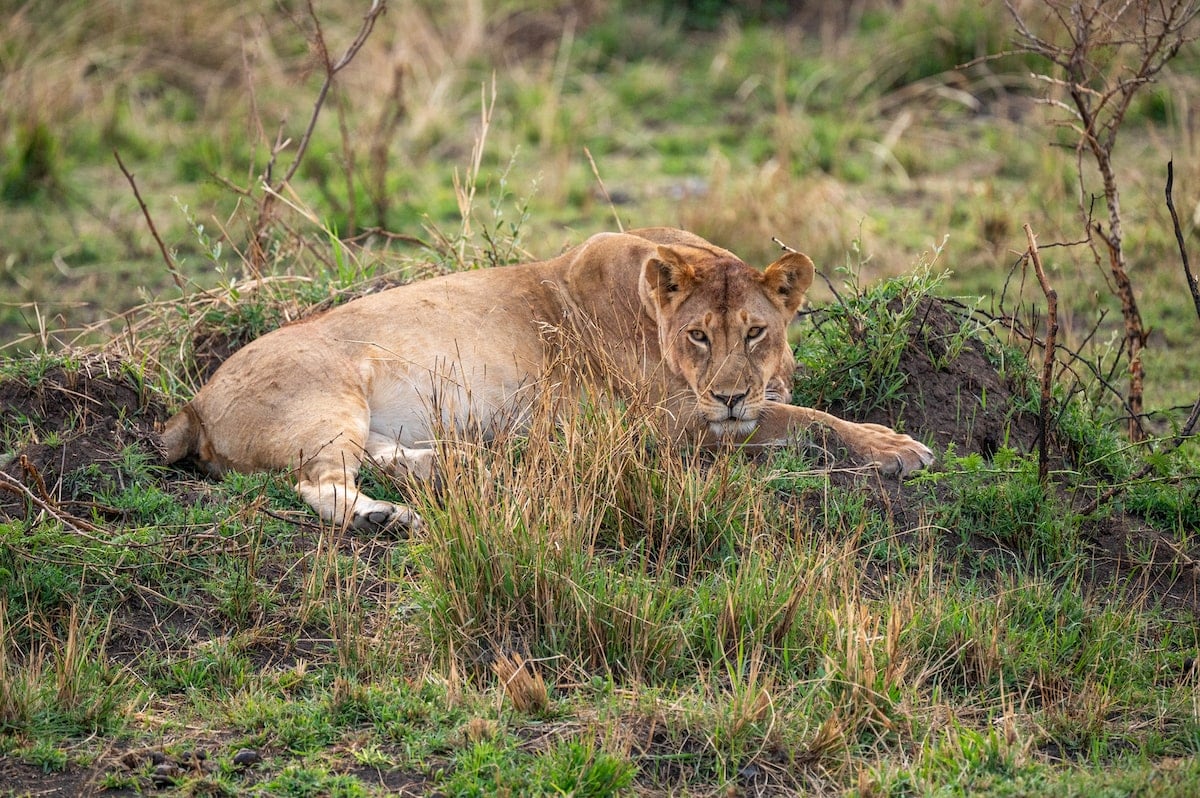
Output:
[0, 601, 134, 737]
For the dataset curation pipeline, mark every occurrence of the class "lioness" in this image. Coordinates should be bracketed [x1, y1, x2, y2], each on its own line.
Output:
[162, 228, 933, 530]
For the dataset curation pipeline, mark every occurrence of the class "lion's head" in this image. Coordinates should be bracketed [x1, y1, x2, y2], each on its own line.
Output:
[638, 244, 814, 437]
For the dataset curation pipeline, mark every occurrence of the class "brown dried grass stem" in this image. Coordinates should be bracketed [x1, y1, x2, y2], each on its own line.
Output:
[492, 652, 550, 714]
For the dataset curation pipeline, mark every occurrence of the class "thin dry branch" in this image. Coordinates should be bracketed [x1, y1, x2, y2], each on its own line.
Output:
[251, 0, 387, 267]
[114, 150, 184, 292]
[1077, 159, 1200, 516]
[1166, 160, 1200, 320]
[277, 0, 386, 191]
[1024, 225, 1058, 484]
[0, 466, 106, 537]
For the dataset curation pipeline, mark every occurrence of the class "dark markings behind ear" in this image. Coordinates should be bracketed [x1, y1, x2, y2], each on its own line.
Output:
[644, 245, 697, 296]
[762, 251, 814, 314]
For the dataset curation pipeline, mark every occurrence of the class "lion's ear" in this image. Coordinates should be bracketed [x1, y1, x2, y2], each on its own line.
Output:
[642, 246, 697, 300]
[762, 252, 814, 314]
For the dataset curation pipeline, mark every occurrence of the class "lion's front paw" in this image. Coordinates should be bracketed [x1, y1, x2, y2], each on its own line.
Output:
[855, 423, 934, 477]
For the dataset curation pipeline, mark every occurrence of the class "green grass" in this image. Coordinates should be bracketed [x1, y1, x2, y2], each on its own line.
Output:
[2, 0, 1200, 795]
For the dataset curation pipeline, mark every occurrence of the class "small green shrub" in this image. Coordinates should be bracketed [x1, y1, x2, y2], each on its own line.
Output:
[792, 257, 951, 414]
[929, 447, 1075, 562]
[1, 123, 61, 203]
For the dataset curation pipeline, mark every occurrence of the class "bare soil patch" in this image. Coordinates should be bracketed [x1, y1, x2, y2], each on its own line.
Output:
[1, 355, 167, 516]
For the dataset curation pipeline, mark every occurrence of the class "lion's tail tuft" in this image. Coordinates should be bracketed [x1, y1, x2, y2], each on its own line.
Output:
[160, 405, 200, 464]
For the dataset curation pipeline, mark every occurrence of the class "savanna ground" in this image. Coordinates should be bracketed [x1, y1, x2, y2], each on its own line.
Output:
[2, 0, 1200, 795]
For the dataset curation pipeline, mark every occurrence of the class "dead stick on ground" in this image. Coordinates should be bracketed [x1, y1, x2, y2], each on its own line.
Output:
[1024, 224, 1057, 484]
[0, 470, 107, 536]
[114, 149, 185, 292]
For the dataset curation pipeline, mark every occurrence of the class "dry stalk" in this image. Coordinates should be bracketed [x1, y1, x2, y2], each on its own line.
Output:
[451, 76, 497, 246]
[1023, 225, 1058, 484]
[584, 145, 623, 232]
[492, 652, 550, 714]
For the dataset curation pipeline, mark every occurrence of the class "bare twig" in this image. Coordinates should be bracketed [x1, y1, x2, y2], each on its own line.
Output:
[114, 150, 185, 292]
[367, 61, 408, 230]
[584, 146, 623, 233]
[278, 0, 386, 191]
[1162, 157, 1200, 443]
[252, 0, 387, 267]
[1166, 159, 1200, 321]
[1024, 225, 1058, 484]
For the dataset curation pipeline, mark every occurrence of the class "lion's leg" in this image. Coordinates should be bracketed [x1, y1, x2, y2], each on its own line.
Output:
[295, 443, 424, 533]
[364, 434, 439, 483]
[738, 402, 934, 476]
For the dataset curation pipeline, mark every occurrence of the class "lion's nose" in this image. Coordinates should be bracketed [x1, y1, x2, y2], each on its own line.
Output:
[712, 391, 747, 410]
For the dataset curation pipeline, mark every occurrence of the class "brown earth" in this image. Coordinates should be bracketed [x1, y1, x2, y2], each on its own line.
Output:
[0, 354, 166, 512]
[837, 295, 1043, 459]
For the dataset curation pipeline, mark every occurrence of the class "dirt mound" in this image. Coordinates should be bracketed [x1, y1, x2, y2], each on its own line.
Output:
[0, 355, 167, 514]
[817, 297, 1198, 613]
[827, 296, 1042, 458]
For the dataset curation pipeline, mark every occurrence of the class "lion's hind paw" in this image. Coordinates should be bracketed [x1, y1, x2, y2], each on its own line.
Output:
[350, 500, 424, 535]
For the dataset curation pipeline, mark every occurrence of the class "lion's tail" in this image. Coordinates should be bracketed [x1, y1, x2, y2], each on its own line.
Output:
[160, 405, 200, 464]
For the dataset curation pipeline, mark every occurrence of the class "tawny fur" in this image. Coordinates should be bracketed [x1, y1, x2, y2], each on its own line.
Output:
[162, 228, 934, 530]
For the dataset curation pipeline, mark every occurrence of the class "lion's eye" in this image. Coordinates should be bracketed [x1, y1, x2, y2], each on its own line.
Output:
[746, 326, 765, 341]
[688, 330, 708, 344]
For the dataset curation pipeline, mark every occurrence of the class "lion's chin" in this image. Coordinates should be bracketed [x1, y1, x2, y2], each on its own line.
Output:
[707, 419, 759, 439]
